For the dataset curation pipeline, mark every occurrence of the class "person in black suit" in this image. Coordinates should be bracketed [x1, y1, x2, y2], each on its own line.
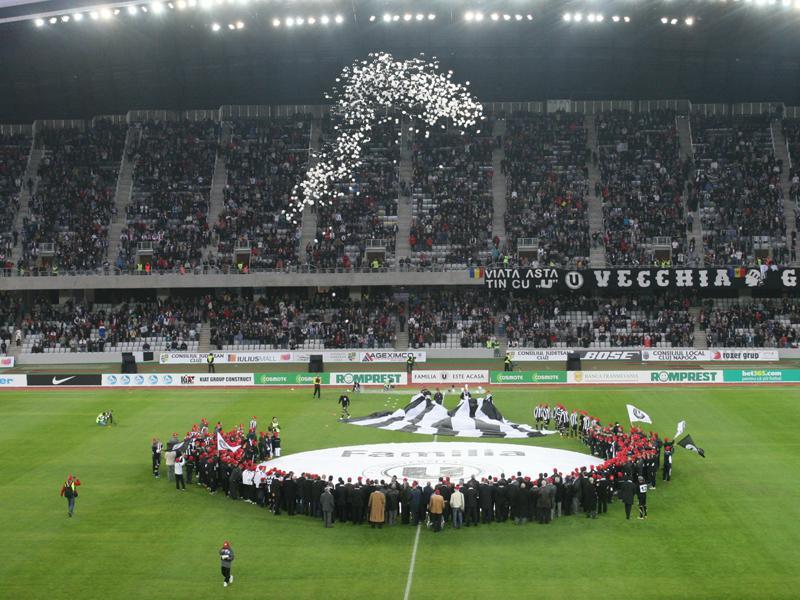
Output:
[464, 481, 479, 526]
[619, 476, 635, 520]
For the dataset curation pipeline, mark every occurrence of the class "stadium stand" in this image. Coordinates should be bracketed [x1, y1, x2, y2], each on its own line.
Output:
[690, 114, 787, 266]
[20, 121, 126, 273]
[211, 117, 308, 271]
[596, 109, 689, 266]
[6, 297, 201, 353]
[501, 112, 591, 268]
[305, 115, 398, 270]
[209, 289, 397, 350]
[118, 120, 218, 272]
[0, 133, 30, 268]
[406, 289, 500, 348]
[408, 123, 495, 269]
[700, 298, 800, 348]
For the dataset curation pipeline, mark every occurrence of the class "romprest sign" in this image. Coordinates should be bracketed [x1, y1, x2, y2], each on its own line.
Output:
[330, 372, 407, 386]
[267, 442, 603, 485]
[160, 350, 425, 365]
[485, 267, 799, 292]
[411, 370, 489, 384]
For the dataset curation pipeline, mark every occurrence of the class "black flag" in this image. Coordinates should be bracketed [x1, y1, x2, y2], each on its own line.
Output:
[677, 434, 706, 458]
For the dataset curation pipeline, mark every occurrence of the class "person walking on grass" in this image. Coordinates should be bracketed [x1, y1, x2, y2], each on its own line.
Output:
[60, 474, 81, 517]
[174, 453, 186, 491]
[219, 541, 234, 587]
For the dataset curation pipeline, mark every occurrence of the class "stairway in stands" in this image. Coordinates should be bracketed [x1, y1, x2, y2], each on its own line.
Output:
[394, 119, 414, 263]
[198, 324, 212, 353]
[107, 126, 140, 265]
[206, 122, 231, 239]
[395, 327, 409, 350]
[676, 115, 702, 265]
[771, 119, 797, 264]
[585, 115, 607, 267]
[298, 118, 321, 258]
[689, 306, 708, 349]
[10, 144, 43, 261]
[491, 117, 507, 249]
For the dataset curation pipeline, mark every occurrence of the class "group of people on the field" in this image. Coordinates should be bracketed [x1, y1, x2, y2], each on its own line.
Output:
[155, 402, 672, 527]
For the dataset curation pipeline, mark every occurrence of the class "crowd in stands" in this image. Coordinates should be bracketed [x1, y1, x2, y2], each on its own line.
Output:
[405, 290, 500, 348]
[21, 122, 126, 272]
[691, 115, 788, 266]
[409, 124, 495, 268]
[784, 120, 800, 224]
[597, 110, 689, 266]
[0, 133, 30, 268]
[211, 118, 308, 271]
[699, 299, 800, 347]
[3, 296, 202, 353]
[119, 120, 218, 271]
[502, 294, 695, 348]
[209, 289, 397, 349]
[306, 116, 398, 270]
[502, 113, 591, 268]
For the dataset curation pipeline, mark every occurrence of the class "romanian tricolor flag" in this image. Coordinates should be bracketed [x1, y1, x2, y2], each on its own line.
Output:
[469, 267, 485, 279]
[733, 267, 747, 278]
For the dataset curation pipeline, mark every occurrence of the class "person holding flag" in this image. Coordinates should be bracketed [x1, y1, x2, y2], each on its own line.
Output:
[662, 440, 674, 481]
[60, 474, 81, 517]
[626, 404, 652, 425]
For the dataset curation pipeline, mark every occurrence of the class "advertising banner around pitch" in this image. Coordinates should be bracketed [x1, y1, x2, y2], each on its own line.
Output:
[490, 371, 567, 384]
[28, 374, 102, 386]
[485, 266, 799, 292]
[160, 350, 425, 365]
[102, 373, 254, 387]
[411, 370, 489, 384]
[510, 349, 640, 361]
[723, 369, 800, 383]
[648, 370, 723, 383]
[642, 348, 780, 362]
[0, 374, 27, 387]
[254, 373, 329, 385]
[331, 372, 408, 386]
[0, 356, 15, 368]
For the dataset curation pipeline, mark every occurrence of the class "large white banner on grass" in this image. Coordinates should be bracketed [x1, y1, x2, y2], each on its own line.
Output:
[268, 442, 603, 485]
[330, 372, 408, 386]
[159, 350, 425, 365]
[102, 373, 254, 387]
[642, 348, 779, 362]
[411, 370, 489, 384]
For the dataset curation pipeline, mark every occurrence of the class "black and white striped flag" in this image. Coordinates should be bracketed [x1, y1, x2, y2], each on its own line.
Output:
[344, 392, 554, 439]
[677, 434, 706, 458]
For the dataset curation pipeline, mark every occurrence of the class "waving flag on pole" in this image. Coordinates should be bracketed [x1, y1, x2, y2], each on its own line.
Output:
[677, 434, 706, 458]
[674, 420, 686, 439]
[217, 431, 241, 453]
[626, 404, 652, 424]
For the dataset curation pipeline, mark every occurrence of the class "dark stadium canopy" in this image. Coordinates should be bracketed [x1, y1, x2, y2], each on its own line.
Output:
[2, 1, 800, 122]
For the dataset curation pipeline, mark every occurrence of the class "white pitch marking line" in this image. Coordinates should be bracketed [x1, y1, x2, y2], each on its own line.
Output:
[403, 524, 422, 600]
[433, 434, 438, 442]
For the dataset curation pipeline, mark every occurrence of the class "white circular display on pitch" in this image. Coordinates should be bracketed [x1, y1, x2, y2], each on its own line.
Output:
[266, 442, 602, 484]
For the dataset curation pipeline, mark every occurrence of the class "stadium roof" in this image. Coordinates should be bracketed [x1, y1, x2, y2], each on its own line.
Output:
[2, 1, 800, 121]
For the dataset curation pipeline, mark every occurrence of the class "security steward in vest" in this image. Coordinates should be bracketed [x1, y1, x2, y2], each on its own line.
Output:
[207, 352, 216, 373]
[504, 352, 513, 371]
[313, 376, 322, 398]
[406, 354, 415, 375]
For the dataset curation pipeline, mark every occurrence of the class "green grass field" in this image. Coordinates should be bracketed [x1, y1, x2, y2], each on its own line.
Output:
[1, 385, 799, 599]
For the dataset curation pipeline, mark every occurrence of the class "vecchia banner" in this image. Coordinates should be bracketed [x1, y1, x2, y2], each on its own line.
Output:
[485, 267, 800, 292]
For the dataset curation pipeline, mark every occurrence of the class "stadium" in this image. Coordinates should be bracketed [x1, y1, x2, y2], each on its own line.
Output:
[1, 1, 800, 598]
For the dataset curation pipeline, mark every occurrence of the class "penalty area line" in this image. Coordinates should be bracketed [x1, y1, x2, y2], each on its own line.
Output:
[403, 524, 422, 600]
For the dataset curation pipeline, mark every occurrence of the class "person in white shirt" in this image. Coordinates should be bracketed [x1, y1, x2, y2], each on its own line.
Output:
[450, 486, 465, 529]
[174, 453, 185, 490]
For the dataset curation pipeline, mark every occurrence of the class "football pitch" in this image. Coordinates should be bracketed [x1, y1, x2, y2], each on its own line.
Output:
[0, 385, 798, 599]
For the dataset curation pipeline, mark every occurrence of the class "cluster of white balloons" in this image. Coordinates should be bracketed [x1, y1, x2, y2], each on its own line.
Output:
[285, 52, 483, 224]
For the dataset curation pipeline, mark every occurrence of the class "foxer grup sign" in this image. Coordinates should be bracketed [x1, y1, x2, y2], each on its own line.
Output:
[484, 267, 800, 292]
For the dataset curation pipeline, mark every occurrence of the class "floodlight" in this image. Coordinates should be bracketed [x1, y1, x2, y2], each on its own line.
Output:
[235, 20, 244, 29]
[383, 13, 391, 23]
[74, 13, 83, 21]
[127, 6, 138, 15]
[100, 8, 112, 19]
[465, 11, 474, 22]
[34, 18, 44, 26]
[90, 11, 100, 20]
[597, 14, 604, 22]
[416, 13, 424, 21]
[296, 17, 304, 25]
[286, 16, 295, 26]
[526, 14, 533, 20]
[427, 14, 435, 20]
[623, 16, 630, 22]
[515, 14, 522, 21]
[151, 2, 164, 14]
[503, 14, 511, 21]
[685, 17, 694, 25]
[574, 12, 583, 22]
[403, 13, 412, 22]
[491, 13, 499, 21]
[320, 15, 330, 24]
[563, 13, 572, 22]
[308, 16, 316, 25]
[334, 14, 343, 24]
[272, 18, 280, 27]
[670, 18, 678, 24]
[588, 13, 596, 22]
[177, 0, 186, 9]
[661, 17, 668, 24]
[211, 22, 220, 31]
[61, 15, 70, 22]
[227, 23, 234, 29]
[612, 15, 620, 22]
[474, 12, 483, 22]
[369, 15, 376, 22]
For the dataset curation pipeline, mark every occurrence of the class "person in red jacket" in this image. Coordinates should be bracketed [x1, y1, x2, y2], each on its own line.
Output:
[60, 474, 81, 517]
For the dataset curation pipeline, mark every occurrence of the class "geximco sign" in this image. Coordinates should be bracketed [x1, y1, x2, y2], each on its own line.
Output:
[485, 267, 799, 292]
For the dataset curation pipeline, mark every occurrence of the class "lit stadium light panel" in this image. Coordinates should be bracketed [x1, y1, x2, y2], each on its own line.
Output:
[623, 16, 630, 22]
[491, 12, 499, 21]
[403, 13, 412, 22]
[151, 2, 165, 14]
[34, 18, 44, 27]
[474, 12, 483, 22]
[211, 22, 220, 31]
[48, 17, 56, 24]
[369, 15, 376, 22]
[612, 15, 620, 22]
[227, 23, 234, 29]
[574, 12, 583, 22]
[296, 17, 304, 26]
[514, 14, 522, 21]
[272, 18, 280, 27]
[661, 16, 668, 24]
[177, 0, 186, 9]
[285, 16, 294, 26]
[685, 17, 695, 25]
[236, 20, 244, 29]
[465, 11, 474, 22]
[127, 6, 138, 15]
[61, 15, 70, 22]
[321, 15, 330, 24]
[416, 13, 424, 21]
[427, 14, 435, 20]
[670, 18, 678, 25]
[503, 14, 510, 21]
[90, 11, 100, 20]
[308, 16, 316, 25]
[563, 13, 572, 22]
[99, 8, 112, 19]
[383, 13, 391, 23]
[392, 15, 399, 22]
[73, 12, 83, 21]
[335, 15, 344, 24]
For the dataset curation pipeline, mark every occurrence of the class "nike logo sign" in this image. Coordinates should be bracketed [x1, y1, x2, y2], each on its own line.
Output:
[52, 376, 76, 385]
